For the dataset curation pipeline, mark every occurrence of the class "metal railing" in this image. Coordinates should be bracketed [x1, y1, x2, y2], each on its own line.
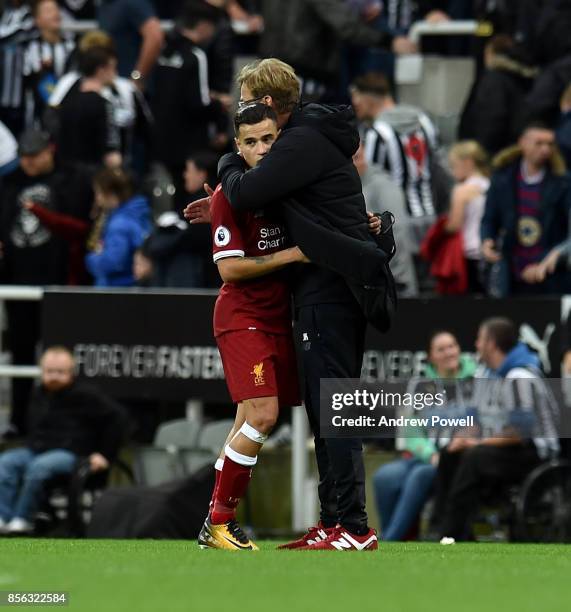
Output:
[408, 19, 478, 44]
[60, 18, 479, 43]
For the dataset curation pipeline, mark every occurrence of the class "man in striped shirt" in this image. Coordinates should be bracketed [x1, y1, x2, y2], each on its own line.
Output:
[0, 0, 76, 132]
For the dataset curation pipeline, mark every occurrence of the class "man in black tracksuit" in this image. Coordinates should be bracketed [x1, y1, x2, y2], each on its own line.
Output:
[216, 58, 385, 550]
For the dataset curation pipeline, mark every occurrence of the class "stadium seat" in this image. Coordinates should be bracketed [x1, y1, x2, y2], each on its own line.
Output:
[36, 457, 135, 537]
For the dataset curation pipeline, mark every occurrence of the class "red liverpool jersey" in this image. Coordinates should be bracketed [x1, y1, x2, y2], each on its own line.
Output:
[211, 185, 292, 336]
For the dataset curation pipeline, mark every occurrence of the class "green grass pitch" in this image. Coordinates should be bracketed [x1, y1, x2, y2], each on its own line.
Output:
[2, 539, 571, 611]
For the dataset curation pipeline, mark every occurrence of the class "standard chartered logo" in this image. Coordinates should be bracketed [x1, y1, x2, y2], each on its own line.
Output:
[258, 226, 286, 250]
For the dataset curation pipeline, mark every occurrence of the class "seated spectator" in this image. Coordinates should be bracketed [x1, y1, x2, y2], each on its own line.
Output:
[556, 83, 571, 170]
[85, 167, 152, 287]
[97, 0, 164, 84]
[435, 317, 559, 543]
[21, 0, 76, 128]
[481, 122, 571, 296]
[49, 30, 153, 172]
[0, 129, 93, 435]
[56, 45, 122, 171]
[0, 346, 126, 535]
[152, 0, 227, 191]
[373, 330, 477, 541]
[352, 141, 418, 296]
[459, 35, 537, 156]
[445, 141, 491, 294]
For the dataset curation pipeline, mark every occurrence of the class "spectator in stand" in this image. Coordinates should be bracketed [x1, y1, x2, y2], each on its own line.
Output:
[259, 0, 412, 102]
[56, 45, 122, 171]
[481, 122, 571, 296]
[0, 129, 93, 437]
[225, 1, 263, 55]
[445, 141, 491, 294]
[556, 84, 571, 170]
[48, 30, 153, 173]
[351, 72, 450, 261]
[97, 0, 164, 85]
[0, 346, 126, 535]
[85, 167, 152, 287]
[21, 0, 76, 128]
[373, 330, 476, 541]
[459, 35, 537, 156]
[152, 0, 227, 192]
[0, 119, 18, 175]
[436, 317, 558, 543]
[145, 150, 218, 288]
[352, 141, 417, 296]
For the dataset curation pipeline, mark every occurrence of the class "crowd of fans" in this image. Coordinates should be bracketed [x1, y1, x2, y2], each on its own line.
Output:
[1, 0, 571, 299]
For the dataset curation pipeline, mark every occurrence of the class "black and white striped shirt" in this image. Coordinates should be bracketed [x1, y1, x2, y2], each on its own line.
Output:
[362, 109, 439, 218]
[1, 28, 76, 123]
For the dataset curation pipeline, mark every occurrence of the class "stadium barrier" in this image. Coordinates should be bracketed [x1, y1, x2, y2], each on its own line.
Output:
[1, 287, 567, 529]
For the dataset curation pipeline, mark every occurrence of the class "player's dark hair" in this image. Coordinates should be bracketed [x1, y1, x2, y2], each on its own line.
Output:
[93, 167, 135, 203]
[481, 317, 518, 354]
[179, 0, 224, 29]
[79, 46, 116, 78]
[234, 103, 278, 135]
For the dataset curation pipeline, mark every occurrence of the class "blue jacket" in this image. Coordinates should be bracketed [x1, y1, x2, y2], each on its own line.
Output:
[86, 195, 151, 287]
[481, 145, 571, 295]
[496, 342, 541, 377]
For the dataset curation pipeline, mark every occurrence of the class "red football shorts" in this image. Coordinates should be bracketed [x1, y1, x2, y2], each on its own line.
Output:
[216, 329, 300, 407]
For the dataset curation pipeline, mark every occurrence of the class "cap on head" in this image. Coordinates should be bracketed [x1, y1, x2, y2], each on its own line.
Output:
[18, 129, 51, 156]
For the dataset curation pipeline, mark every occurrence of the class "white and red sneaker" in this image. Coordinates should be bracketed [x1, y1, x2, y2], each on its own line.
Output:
[299, 526, 378, 551]
[277, 522, 335, 550]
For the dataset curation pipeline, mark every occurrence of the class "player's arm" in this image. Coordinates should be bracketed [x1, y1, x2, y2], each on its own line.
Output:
[216, 247, 308, 283]
[218, 129, 326, 211]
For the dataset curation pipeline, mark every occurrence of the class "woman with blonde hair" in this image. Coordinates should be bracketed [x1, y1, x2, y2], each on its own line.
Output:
[445, 140, 491, 293]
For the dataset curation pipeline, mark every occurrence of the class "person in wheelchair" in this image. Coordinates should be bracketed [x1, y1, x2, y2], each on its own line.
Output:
[434, 317, 559, 543]
[0, 346, 125, 535]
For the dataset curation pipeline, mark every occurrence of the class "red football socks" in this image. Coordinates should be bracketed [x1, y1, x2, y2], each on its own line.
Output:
[209, 466, 223, 513]
[210, 456, 253, 525]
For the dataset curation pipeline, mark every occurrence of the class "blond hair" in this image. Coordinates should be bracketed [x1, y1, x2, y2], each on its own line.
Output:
[79, 30, 115, 54]
[238, 58, 300, 114]
[449, 140, 491, 177]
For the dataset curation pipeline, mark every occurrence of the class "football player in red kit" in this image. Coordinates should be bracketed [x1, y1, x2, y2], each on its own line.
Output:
[198, 103, 306, 550]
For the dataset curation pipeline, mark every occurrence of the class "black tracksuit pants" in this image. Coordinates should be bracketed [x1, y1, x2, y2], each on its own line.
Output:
[296, 301, 368, 533]
[434, 443, 541, 540]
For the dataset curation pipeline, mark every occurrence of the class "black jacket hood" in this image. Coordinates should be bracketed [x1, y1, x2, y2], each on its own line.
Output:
[288, 103, 360, 158]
